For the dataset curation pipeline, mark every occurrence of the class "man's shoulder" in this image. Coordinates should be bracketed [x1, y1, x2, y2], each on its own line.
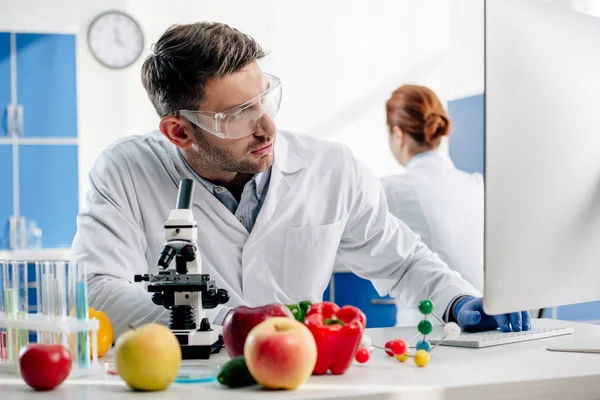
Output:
[381, 173, 420, 201]
[381, 173, 413, 188]
[103, 131, 169, 158]
[90, 131, 176, 180]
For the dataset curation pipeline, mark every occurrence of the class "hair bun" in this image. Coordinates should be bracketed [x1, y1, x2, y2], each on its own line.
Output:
[423, 113, 449, 144]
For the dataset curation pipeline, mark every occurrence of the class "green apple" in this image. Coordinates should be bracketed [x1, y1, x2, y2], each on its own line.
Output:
[115, 323, 181, 391]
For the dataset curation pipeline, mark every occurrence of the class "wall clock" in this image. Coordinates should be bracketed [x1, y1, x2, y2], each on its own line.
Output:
[88, 10, 144, 69]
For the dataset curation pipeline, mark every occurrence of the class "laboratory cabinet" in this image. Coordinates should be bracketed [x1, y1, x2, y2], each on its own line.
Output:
[0, 145, 12, 249]
[0, 31, 79, 249]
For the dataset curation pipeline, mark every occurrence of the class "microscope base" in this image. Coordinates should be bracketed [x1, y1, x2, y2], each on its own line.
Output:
[180, 338, 224, 360]
[173, 328, 224, 360]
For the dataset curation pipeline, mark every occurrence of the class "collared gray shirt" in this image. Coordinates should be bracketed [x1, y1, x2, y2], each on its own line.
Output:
[180, 154, 271, 232]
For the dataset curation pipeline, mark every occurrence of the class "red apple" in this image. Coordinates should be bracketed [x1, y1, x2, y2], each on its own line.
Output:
[244, 317, 317, 390]
[222, 304, 294, 358]
[19, 344, 72, 391]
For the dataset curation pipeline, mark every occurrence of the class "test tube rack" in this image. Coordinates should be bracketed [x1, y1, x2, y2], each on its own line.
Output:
[0, 314, 100, 375]
[0, 260, 101, 377]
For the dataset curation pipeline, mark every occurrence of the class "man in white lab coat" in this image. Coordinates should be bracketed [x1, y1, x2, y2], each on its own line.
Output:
[71, 22, 530, 338]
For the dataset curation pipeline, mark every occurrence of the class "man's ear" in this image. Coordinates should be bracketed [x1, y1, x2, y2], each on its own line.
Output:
[159, 116, 195, 149]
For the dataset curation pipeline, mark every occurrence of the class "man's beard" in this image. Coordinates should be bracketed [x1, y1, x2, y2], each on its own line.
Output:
[192, 126, 272, 174]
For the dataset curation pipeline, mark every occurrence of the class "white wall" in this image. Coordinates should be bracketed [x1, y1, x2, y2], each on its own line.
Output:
[0, 0, 485, 208]
[554, 0, 600, 17]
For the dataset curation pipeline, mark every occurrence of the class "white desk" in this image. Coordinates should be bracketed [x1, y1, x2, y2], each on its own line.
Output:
[1, 319, 600, 400]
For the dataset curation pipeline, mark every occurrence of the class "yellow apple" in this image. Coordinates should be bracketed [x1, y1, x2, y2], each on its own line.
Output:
[244, 317, 317, 390]
[114, 323, 181, 391]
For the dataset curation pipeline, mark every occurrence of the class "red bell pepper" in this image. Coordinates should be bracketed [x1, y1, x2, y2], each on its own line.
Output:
[304, 301, 366, 375]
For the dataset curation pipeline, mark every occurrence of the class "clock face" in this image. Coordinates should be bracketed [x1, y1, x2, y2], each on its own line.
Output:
[87, 10, 144, 69]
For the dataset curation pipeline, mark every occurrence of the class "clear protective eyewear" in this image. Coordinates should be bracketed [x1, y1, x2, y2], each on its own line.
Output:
[179, 73, 282, 139]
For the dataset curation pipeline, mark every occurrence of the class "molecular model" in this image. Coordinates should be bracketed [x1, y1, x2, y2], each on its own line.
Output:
[355, 299, 462, 368]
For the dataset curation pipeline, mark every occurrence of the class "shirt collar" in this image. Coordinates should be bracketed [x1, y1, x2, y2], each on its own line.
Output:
[194, 172, 219, 194]
[253, 168, 271, 199]
[406, 149, 446, 170]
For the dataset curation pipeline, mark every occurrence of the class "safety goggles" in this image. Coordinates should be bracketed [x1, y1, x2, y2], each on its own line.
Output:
[178, 73, 282, 139]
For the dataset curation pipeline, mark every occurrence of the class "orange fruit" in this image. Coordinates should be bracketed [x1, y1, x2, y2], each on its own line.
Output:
[69, 307, 114, 358]
[89, 307, 114, 358]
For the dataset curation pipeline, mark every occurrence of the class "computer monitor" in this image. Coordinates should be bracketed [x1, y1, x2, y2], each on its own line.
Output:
[483, 0, 600, 318]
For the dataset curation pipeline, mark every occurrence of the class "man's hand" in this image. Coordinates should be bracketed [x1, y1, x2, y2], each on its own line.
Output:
[452, 296, 531, 332]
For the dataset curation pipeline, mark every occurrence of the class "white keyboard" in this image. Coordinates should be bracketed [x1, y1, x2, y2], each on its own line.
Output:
[430, 327, 574, 348]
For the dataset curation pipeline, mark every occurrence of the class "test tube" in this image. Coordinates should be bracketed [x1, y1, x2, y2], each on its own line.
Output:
[34, 261, 46, 344]
[48, 261, 66, 345]
[54, 261, 69, 348]
[34, 261, 42, 343]
[68, 261, 90, 368]
[36, 261, 55, 345]
[54, 261, 68, 319]
[3, 261, 18, 362]
[0, 260, 6, 362]
[14, 261, 29, 350]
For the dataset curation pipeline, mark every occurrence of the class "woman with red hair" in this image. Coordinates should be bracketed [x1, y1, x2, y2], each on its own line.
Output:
[383, 85, 484, 327]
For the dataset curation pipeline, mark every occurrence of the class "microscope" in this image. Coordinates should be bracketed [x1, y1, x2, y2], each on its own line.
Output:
[135, 179, 230, 359]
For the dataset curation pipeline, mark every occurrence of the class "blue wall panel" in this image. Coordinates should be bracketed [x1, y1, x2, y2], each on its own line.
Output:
[0, 145, 13, 249]
[448, 94, 484, 175]
[322, 281, 331, 302]
[557, 301, 600, 322]
[16, 33, 77, 137]
[0, 32, 11, 137]
[19, 144, 78, 248]
[334, 273, 396, 328]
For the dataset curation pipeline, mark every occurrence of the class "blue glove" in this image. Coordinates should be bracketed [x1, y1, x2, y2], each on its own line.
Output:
[453, 296, 531, 332]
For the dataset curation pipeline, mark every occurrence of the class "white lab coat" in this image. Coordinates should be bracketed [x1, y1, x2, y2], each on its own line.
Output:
[382, 151, 484, 326]
[71, 131, 480, 337]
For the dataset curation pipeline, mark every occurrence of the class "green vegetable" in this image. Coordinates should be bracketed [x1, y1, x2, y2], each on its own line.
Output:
[286, 300, 313, 322]
[299, 300, 312, 315]
[217, 356, 257, 388]
[287, 304, 303, 321]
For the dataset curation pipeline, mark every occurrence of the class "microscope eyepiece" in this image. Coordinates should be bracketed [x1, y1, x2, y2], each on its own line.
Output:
[158, 245, 177, 269]
[176, 179, 195, 210]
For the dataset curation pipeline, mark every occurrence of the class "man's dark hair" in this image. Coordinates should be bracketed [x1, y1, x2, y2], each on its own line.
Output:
[141, 22, 266, 117]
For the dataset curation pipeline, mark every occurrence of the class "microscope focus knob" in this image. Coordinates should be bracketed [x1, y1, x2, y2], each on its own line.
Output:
[152, 293, 164, 306]
[134, 275, 149, 282]
[181, 245, 196, 262]
[217, 288, 230, 305]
